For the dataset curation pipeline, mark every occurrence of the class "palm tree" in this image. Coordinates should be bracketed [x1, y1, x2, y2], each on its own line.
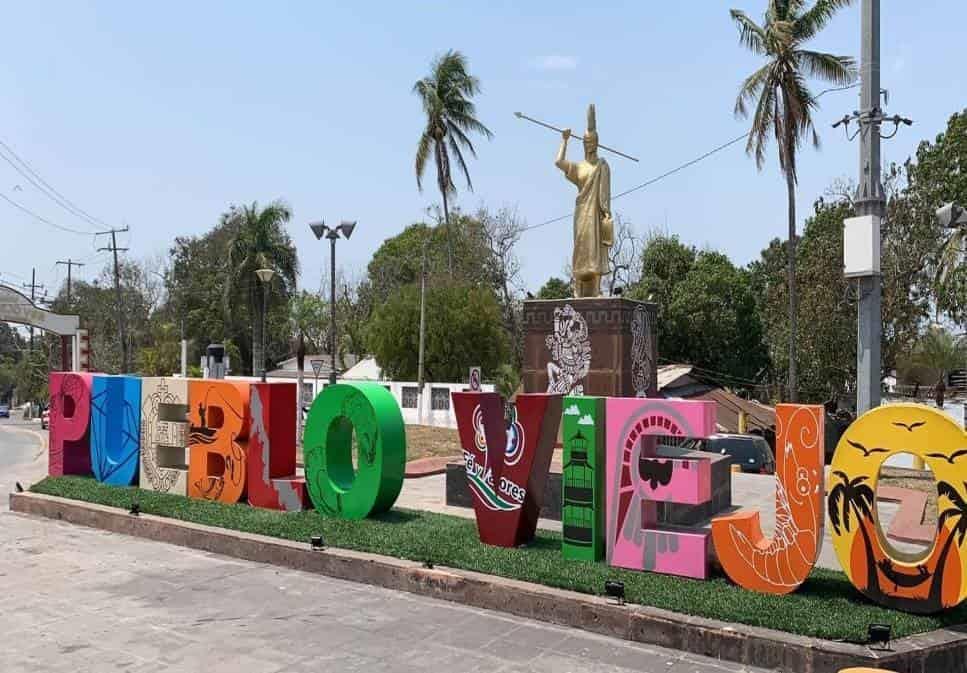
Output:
[828, 470, 880, 595]
[930, 480, 967, 609]
[730, 1, 856, 402]
[224, 201, 299, 375]
[413, 50, 493, 275]
[913, 327, 967, 408]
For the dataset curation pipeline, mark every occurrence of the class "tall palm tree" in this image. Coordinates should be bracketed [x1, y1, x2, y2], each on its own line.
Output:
[913, 327, 967, 408]
[224, 201, 299, 375]
[413, 50, 493, 275]
[828, 470, 880, 595]
[930, 480, 967, 609]
[730, 1, 856, 402]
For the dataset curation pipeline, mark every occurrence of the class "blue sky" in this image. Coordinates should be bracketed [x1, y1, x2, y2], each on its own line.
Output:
[0, 1, 964, 298]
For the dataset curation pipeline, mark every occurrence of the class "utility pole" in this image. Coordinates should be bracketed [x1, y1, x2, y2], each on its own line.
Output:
[855, 0, 884, 415]
[22, 268, 45, 352]
[56, 259, 85, 305]
[835, 0, 911, 415]
[97, 226, 130, 372]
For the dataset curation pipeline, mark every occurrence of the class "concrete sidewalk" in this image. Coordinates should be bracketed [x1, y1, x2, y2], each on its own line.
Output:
[0, 510, 769, 673]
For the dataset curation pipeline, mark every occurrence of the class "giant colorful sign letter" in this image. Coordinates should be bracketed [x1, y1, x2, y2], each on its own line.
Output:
[453, 391, 562, 547]
[48, 372, 93, 477]
[828, 403, 967, 614]
[562, 396, 605, 561]
[248, 382, 308, 511]
[89, 375, 142, 486]
[712, 404, 825, 594]
[605, 398, 716, 579]
[187, 380, 250, 503]
[303, 382, 405, 519]
[140, 377, 190, 495]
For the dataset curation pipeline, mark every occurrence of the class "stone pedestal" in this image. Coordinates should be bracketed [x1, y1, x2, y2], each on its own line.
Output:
[522, 297, 658, 398]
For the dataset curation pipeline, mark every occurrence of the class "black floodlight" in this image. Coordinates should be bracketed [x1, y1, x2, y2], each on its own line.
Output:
[310, 534, 326, 550]
[604, 580, 625, 605]
[867, 623, 892, 650]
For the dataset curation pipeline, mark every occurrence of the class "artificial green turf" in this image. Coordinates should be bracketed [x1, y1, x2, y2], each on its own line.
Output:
[30, 475, 967, 641]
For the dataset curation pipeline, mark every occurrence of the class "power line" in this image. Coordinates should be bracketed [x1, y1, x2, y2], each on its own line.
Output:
[520, 83, 861, 234]
[0, 138, 107, 231]
[0, 192, 97, 236]
[97, 226, 130, 372]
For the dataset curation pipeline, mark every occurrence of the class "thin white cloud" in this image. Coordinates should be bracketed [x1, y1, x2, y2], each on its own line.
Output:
[530, 54, 578, 72]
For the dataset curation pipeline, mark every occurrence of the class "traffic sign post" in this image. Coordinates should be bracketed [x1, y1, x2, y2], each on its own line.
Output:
[311, 359, 325, 399]
[469, 366, 482, 392]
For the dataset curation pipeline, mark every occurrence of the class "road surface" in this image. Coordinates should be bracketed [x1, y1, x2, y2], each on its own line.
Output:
[0, 420, 768, 673]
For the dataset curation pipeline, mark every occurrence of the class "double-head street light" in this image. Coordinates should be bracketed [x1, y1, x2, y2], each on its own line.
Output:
[309, 220, 356, 385]
[255, 268, 276, 382]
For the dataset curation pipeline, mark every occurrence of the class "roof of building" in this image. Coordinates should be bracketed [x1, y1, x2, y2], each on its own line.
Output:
[691, 387, 776, 435]
[343, 357, 382, 380]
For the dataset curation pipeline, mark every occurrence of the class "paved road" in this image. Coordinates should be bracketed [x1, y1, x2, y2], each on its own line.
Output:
[0, 417, 47, 510]
[0, 423, 769, 673]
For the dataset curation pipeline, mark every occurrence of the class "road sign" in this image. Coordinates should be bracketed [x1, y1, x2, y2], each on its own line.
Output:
[311, 359, 324, 378]
[468, 366, 482, 392]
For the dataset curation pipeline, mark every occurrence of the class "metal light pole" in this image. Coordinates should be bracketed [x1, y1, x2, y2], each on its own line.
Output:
[255, 268, 276, 382]
[310, 220, 356, 385]
[834, 0, 911, 414]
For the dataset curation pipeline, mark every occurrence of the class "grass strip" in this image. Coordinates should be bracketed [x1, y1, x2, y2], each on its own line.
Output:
[30, 475, 967, 641]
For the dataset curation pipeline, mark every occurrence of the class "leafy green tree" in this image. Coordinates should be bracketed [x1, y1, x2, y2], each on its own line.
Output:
[223, 201, 299, 375]
[629, 234, 697, 308]
[413, 50, 493, 274]
[904, 110, 967, 324]
[0, 323, 24, 363]
[666, 252, 768, 385]
[536, 277, 572, 300]
[14, 347, 49, 406]
[368, 282, 508, 382]
[730, 0, 856, 401]
[135, 321, 182, 376]
[0, 356, 16, 403]
[912, 328, 967, 408]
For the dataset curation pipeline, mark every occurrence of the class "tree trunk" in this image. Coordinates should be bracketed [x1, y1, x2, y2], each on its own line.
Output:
[786, 171, 798, 403]
[858, 517, 880, 595]
[927, 525, 958, 609]
[441, 189, 453, 277]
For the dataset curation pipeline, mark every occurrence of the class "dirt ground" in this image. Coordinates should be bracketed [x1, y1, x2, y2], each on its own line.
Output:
[880, 468, 938, 527]
[405, 425, 461, 461]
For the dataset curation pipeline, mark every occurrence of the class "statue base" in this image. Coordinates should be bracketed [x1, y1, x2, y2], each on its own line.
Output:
[522, 297, 658, 397]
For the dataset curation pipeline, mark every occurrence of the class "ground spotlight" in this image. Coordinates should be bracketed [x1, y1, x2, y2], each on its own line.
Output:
[129, 501, 140, 516]
[604, 580, 625, 605]
[15, 481, 24, 493]
[867, 623, 892, 650]
[310, 535, 326, 551]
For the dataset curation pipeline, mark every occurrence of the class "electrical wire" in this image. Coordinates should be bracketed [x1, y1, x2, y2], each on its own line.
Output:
[0, 192, 97, 236]
[520, 83, 860, 234]
[0, 138, 107, 231]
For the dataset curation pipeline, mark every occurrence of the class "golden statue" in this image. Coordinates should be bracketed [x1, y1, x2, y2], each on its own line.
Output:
[555, 104, 613, 298]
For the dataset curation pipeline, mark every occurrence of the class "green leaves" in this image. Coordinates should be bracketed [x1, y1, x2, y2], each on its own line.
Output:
[368, 282, 508, 382]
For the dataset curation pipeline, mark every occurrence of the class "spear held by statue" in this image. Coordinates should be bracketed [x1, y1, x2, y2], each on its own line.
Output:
[514, 111, 639, 162]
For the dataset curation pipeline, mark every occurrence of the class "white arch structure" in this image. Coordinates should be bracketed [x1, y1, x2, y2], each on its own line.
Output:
[0, 284, 84, 371]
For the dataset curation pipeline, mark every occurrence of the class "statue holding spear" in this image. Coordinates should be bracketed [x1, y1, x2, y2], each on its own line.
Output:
[516, 104, 636, 297]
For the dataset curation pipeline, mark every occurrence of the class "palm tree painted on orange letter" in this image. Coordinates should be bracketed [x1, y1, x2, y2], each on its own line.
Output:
[828, 471, 880, 596]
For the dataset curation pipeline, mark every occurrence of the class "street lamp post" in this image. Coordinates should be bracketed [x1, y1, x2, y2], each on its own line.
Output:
[255, 268, 276, 382]
[309, 220, 356, 385]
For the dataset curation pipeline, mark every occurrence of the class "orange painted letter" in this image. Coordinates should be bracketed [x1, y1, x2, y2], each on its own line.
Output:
[187, 380, 250, 504]
[711, 404, 825, 594]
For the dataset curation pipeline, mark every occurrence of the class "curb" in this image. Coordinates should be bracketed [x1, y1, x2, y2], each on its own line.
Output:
[10, 491, 967, 673]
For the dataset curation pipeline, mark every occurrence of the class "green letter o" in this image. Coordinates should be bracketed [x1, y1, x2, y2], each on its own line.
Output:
[303, 382, 406, 519]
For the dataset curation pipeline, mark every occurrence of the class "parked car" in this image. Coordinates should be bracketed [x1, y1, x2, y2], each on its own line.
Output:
[40, 407, 50, 429]
[702, 433, 775, 474]
[0, 404, 9, 419]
